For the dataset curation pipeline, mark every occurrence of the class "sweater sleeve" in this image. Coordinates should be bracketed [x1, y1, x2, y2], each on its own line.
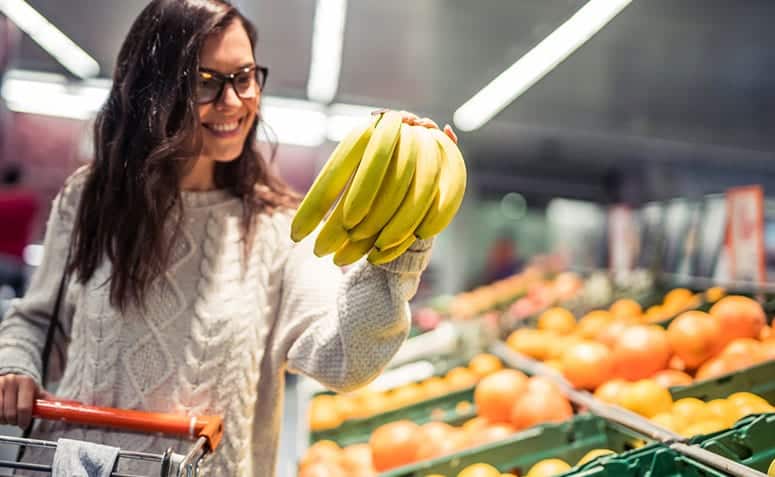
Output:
[0, 170, 84, 385]
[272, 217, 433, 393]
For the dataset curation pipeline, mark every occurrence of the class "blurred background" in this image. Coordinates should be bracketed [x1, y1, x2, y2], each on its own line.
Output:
[3, 1, 775, 473]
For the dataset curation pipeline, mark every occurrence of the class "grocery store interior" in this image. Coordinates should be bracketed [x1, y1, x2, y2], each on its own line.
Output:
[2, 0, 775, 476]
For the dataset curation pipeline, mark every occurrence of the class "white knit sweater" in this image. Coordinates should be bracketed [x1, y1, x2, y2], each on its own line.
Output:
[0, 170, 433, 476]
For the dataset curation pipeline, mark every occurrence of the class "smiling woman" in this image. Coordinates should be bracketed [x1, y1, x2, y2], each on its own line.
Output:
[0, 1, 435, 476]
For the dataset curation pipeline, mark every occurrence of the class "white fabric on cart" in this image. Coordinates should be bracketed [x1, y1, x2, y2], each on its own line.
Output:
[52, 438, 118, 477]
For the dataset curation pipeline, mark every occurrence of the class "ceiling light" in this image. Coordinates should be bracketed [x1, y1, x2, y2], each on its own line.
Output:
[453, 0, 631, 132]
[0, 0, 100, 78]
[307, 0, 348, 104]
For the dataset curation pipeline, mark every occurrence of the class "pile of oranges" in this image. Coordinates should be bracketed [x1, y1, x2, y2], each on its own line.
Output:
[506, 292, 775, 396]
[309, 353, 503, 432]
[300, 369, 575, 475]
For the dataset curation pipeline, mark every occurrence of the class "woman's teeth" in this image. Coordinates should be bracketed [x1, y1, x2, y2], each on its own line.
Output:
[209, 120, 240, 132]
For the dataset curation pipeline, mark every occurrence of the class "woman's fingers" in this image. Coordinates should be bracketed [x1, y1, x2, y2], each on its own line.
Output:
[0, 374, 43, 428]
[443, 124, 458, 144]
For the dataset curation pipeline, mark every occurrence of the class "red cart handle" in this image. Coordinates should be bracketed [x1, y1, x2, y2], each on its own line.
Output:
[32, 399, 223, 451]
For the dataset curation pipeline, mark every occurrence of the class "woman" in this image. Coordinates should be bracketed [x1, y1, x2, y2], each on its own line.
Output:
[0, 1, 443, 475]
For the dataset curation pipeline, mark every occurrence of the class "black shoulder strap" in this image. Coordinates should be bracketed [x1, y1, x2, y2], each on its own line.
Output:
[18, 248, 71, 459]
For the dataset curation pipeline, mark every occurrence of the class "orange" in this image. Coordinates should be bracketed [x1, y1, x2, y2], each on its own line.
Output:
[457, 463, 501, 477]
[620, 379, 673, 418]
[415, 422, 458, 461]
[662, 288, 694, 311]
[369, 420, 421, 471]
[645, 305, 669, 323]
[309, 395, 344, 431]
[421, 376, 450, 399]
[469, 423, 516, 446]
[695, 357, 731, 381]
[446, 367, 480, 390]
[705, 399, 737, 427]
[340, 444, 374, 475]
[537, 307, 576, 335]
[596, 321, 632, 349]
[474, 369, 529, 424]
[506, 328, 555, 361]
[682, 420, 727, 438]
[709, 296, 766, 347]
[651, 412, 684, 433]
[526, 376, 563, 395]
[300, 440, 343, 469]
[720, 338, 765, 370]
[651, 369, 693, 388]
[594, 379, 630, 405]
[298, 460, 347, 477]
[553, 271, 583, 300]
[667, 311, 723, 369]
[456, 400, 473, 415]
[468, 353, 504, 378]
[576, 310, 613, 339]
[612, 325, 671, 380]
[610, 299, 643, 321]
[388, 383, 425, 409]
[561, 341, 614, 390]
[525, 458, 571, 477]
[510, 391, 573, 430]
[462, 416, 490, 435]
[705, 287, 726, 303]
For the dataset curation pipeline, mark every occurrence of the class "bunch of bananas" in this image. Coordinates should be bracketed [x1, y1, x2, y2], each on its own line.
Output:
[290, 110, 467, 266]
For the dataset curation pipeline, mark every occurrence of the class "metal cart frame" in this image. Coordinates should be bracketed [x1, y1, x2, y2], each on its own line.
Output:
[0, 399, 223, 477]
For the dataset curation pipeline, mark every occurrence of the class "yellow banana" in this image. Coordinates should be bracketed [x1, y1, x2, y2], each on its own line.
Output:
[374, 126, 441, 250]
[347, 122, 418, 241]
[313, 192, 350, 257]
[333, 235, 378, 267]
[291, 117, 376, 242]
[368, 234, 416, 265]
[415, 129, 467, 239]
[342, 110, 403, 229]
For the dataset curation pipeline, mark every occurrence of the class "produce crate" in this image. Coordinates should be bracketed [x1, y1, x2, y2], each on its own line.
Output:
[688, 413, 775, 474]
[380, 413, 648, 477]
[560, 443, 726, 477]
[311, 386, 476, 447]
[669, 359, 775, 403]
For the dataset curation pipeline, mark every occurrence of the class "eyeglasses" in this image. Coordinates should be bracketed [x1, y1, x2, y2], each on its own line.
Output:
[196, 64, 268, 104]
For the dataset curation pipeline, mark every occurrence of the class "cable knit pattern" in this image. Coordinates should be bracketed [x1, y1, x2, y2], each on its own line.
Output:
[0, 169, 433, 476]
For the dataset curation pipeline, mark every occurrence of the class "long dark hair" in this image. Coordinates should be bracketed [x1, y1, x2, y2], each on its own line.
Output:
[69, 0, 299, 311]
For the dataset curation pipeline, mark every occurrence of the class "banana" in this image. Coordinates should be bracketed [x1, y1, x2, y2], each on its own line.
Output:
[415, 129, 467, 239]
[313, 192, 350, 257]
[368, 234, 417, 265]
[347, 122, 418, 241]
[342, 110, 403, 229]
[374, 126, 441, 250]
[333, 235, 378, 267]
[291, 117, 376, 242]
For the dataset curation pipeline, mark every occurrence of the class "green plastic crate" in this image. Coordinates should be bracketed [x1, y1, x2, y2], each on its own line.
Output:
[559, 443, 726, 477]
[669, 360, 775, 404]
[689, 413, 775, 474]
[311, 386, 476, 447]
[380, 413, 648, 477]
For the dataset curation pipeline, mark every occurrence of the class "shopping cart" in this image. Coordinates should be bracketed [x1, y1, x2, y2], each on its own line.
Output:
[0, 399, 223, 477]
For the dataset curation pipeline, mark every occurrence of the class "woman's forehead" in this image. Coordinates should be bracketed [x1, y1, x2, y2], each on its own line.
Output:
[200, 20, 254, 71]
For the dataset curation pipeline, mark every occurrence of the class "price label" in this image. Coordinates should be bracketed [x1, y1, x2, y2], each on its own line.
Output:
[726, 185, 765, 282]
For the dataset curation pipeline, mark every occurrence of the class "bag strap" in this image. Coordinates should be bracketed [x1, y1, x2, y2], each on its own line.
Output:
[18, 248, 71, 457]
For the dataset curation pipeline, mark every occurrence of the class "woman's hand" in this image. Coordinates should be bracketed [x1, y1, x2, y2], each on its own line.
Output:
[373, 109, 458, 144]
[0, 374, 54, 429]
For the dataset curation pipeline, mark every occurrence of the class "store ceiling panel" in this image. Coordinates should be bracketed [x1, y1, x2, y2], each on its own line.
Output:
[10, 0, 775, 170]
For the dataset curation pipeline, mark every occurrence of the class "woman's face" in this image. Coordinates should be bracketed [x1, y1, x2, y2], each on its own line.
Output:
[196, 20, 259, 164]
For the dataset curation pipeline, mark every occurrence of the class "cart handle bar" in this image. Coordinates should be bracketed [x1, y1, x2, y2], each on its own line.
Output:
[32, 399, 223, 451]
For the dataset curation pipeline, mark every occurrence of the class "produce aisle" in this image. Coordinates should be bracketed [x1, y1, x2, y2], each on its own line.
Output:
[290, 263, 775, 477]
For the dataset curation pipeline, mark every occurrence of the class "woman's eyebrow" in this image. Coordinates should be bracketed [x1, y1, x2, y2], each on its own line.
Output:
[199, 63, 256, 74]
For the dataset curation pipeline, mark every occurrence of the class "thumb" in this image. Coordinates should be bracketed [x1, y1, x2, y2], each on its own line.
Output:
[443, 124, 458, 144]
[35, 387, 56, 401]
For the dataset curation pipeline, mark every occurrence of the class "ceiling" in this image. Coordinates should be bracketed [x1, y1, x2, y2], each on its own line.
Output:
[11, 0, 775, 202]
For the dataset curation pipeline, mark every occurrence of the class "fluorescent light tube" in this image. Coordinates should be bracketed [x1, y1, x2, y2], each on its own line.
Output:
[453, 0, 631, 132]
[0, 0, 100, 79]
[307, 0, 347, 104]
